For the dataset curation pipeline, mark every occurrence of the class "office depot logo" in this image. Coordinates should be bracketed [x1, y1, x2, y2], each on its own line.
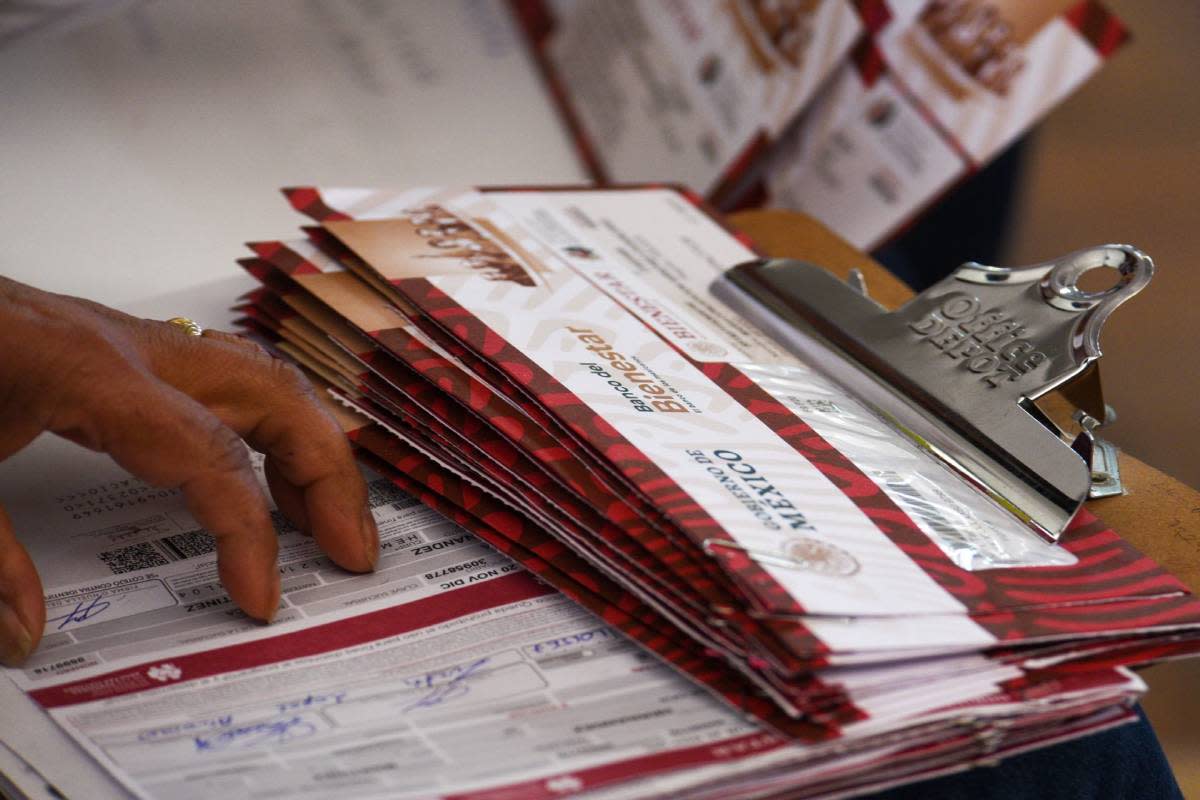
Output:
[146, 663, 182, 683]
[545, 775, 583, 793]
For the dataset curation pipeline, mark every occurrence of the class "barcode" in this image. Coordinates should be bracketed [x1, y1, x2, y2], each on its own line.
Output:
[98, 542, 169, 574]
[873, 471, 973, 553]
[367, 478, 416, 510]
[98, 529, 223, 574]
[158, 529, 216, 560]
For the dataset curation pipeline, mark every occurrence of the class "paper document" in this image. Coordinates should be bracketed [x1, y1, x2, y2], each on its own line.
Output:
[4, 187, 1196, 799]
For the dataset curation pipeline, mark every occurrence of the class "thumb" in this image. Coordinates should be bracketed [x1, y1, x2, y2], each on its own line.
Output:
[0, 502, 44, 667]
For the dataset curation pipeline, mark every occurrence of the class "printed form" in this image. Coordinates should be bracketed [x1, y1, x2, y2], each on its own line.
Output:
[1, 187, 1144, 800]
[2, 437, 778, 800]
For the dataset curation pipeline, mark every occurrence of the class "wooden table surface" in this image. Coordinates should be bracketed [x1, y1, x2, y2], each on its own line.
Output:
[730, 210, 1200, 592]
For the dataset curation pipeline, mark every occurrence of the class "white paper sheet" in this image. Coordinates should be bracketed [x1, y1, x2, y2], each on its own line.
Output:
[0, 0, 584, 308]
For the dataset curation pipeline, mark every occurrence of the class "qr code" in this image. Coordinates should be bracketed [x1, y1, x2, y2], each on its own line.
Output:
[366, 478, 417, 511]
[157, 530, 216, 560]
[98, 542, 169, 574]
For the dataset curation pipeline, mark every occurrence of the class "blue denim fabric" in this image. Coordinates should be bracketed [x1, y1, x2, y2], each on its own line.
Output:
[873, 139, 1028, 291]
[866, 707, 1183, 800]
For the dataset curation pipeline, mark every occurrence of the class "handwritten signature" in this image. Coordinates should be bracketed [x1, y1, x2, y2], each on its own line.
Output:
[403, 657, 490, 712]
[49, 595, 111, 630]
[194, 715, 317, 752]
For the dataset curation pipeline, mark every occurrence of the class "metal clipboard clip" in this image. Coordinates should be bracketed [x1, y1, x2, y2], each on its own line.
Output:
[711, 244, 1153, 542]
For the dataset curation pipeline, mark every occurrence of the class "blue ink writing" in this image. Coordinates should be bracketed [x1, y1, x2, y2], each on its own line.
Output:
[50, 595, 111, 630]
[403, 657, 489, 712]
[277, 691, 346, 714]
[139, 716, 233, 742]
[193, 716, 317, 752]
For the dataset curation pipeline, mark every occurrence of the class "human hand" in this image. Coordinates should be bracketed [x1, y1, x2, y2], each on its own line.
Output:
[0, 277, 379, 666]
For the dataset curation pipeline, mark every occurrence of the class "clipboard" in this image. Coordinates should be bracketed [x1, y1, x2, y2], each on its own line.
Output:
[727, 208, 1200, 592]
[2, 203, 1196, 800]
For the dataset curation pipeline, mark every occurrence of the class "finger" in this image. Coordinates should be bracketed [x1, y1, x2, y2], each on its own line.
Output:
[0, 503, 44, 666]
[56, 371, 281, 622]
[0, 290, 280, 625]
[147, 329, 378, 573]
[264, 455, 310, 535]
[229, 361, 377, 571]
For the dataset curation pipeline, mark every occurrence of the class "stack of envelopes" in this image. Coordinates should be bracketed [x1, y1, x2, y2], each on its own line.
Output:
[234, 184, 1200, 797]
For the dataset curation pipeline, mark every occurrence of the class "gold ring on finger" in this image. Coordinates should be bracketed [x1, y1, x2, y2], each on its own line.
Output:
[165, 317, 204, 337]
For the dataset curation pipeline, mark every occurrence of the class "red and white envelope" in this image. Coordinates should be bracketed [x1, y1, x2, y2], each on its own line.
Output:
[232, 183, 1200, 797]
